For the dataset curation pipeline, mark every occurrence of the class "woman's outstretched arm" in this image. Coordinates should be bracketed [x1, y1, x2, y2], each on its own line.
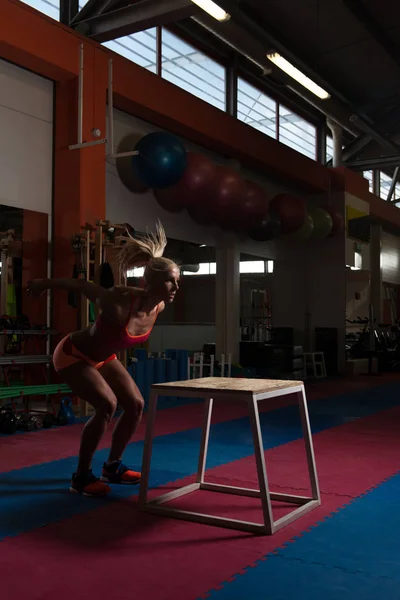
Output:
[27, 278, 111, 304]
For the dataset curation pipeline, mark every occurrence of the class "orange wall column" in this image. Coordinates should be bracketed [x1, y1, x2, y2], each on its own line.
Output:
[53, 46, 108, 337]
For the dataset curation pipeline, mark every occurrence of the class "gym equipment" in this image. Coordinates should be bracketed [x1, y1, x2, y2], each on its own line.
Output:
[132, 132, 187, 189]
[309, 206, 333, 239]
[212, 166, 246, 224]
[325, 206, 344, 237]
[269, 193, 306, 234]
[55, 407, 68, 426]
[0, 405, 17, 434]
[99, 262, 114, 289]
[16, 413, 38, 432]
[248, 212, 281, 241]
[115, 133, 149, 194]
[240, 181, 269, 227]
[289, 212, 314, 241]
[186, 204, 214, 226]
[153, 188, 185, 213]
[42, 413, 54, 428]
[61, 396, 76, 424]
[0, 230, 22, 353]
[154, 152, 218, 214]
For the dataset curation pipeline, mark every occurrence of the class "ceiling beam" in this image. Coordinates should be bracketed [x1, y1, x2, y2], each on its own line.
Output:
[387, 166, 400, 202]
[342, 0, 400, 69]
[75, 0, 198, 43]
[326, 133, 372, 167]
[70, 0, 115, 25]
[345, 155, 400, 171]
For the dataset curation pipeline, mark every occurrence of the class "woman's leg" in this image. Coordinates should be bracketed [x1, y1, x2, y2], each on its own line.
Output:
[98, 358, 144, 483]
[57, 361, 118, 495]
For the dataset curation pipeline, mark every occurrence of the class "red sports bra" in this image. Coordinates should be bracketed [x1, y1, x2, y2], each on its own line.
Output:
[94, 294, 159, 351]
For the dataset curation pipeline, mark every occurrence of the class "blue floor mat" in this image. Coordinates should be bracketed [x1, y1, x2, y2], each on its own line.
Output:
[1, 382, 400, 541]
[200, 471, 400, 599]
[274, 471, 400, 580]
[200, 555, 400, 600]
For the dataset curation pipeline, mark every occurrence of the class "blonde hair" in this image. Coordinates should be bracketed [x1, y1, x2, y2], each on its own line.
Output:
[118, 220, 177, 278]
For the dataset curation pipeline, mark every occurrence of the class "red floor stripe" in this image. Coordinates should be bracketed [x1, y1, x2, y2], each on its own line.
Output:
[1, 404, 399, 600]
[0, 376, 389, 474]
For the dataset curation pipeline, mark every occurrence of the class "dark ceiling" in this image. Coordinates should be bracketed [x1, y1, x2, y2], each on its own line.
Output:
[71, 0, 400, 168]
[245, 0, 400, 132]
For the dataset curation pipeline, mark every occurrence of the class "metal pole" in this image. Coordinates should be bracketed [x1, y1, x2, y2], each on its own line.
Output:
[326, 118, 343, 167]
[108, 58, 114, 156]
[387, 166, 400, 203]
[78, 43, 84, 145]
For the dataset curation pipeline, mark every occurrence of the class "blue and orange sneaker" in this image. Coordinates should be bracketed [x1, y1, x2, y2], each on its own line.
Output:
[101, 460, 141, 485]
[70, 469, 111, 497]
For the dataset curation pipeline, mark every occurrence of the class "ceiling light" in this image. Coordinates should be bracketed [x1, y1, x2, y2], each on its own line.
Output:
[266, 52, 330, 100]
[190, 0, 231, 22]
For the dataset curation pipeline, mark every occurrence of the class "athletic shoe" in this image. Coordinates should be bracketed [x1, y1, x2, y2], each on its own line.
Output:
[70, 469, 111, 497]
[101, 460, 141, 485]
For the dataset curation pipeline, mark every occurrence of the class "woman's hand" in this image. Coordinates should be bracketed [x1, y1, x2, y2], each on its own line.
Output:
[27, 279, 49, 296]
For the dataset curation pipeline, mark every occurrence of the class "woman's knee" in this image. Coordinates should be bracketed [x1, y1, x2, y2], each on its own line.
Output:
[96, 395, 118, 422]
[121, 394, 144, 418]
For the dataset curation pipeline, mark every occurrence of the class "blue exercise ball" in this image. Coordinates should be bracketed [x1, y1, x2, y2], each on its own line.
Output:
[132, 132, 187, 189]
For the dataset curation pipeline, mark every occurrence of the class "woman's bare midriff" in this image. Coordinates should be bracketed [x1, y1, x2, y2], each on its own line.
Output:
[70, 327, 120, 362]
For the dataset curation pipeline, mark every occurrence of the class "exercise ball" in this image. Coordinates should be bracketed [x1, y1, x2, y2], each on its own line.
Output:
[239, 181, 269, 227]
[269, 193, 306, 234]
[132, 132, 187, 189]
[115, 133, 149, 194]
[212, 166, 246, 224]
[156, 152, 218, 213]
[249, 212, 281, 241]
[187, 204, 214, 226]
[153, 188, 184, 213]
[290, 213, 314, 241]
[309, 207, 333, 239]
[226, 158, 241, 173]
[324, 206, 344, 237]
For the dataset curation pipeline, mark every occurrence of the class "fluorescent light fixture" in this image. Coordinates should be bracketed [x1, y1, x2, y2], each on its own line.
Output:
[190, 0, 231, 22]
[267, 52, 331, 100]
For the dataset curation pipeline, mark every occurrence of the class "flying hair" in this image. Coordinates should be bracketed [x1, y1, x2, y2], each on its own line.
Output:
[117, 220, 169, 273]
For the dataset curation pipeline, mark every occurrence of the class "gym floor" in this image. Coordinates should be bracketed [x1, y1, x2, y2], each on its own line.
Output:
[1, 375, 400, 599]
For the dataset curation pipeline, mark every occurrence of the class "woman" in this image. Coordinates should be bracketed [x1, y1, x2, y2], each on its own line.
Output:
[28, 223, 180, 497]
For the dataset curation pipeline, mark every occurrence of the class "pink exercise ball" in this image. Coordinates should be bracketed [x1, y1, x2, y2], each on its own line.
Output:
[269, 193, 307, 234]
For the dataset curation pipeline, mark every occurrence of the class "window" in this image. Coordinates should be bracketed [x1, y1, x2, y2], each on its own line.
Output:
[326, 135, 334, 163]
[103, 29, 157, 73]
[20, 0, 59, 20]
[237, 78, 277, 139]
[279, 105, 316, 160]
[380, 172, 392, 201]
[161, 30, 226, 111]
[240, 261, 265, 274]
[354, 251, 362, 270]
[127, 267, 144, 278]
[182, 261, 274, 275]
[363, 170, 373, 193]
[183, 263, 215, 276]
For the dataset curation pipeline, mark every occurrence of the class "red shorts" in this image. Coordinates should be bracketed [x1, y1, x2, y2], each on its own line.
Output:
[53, 335, 117, 372]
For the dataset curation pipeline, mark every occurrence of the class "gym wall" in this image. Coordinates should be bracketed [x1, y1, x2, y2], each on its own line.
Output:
[0, 59, 53, 215]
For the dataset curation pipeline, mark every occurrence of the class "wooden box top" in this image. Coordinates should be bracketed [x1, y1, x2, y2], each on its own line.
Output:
[151, 377, 303, 396]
